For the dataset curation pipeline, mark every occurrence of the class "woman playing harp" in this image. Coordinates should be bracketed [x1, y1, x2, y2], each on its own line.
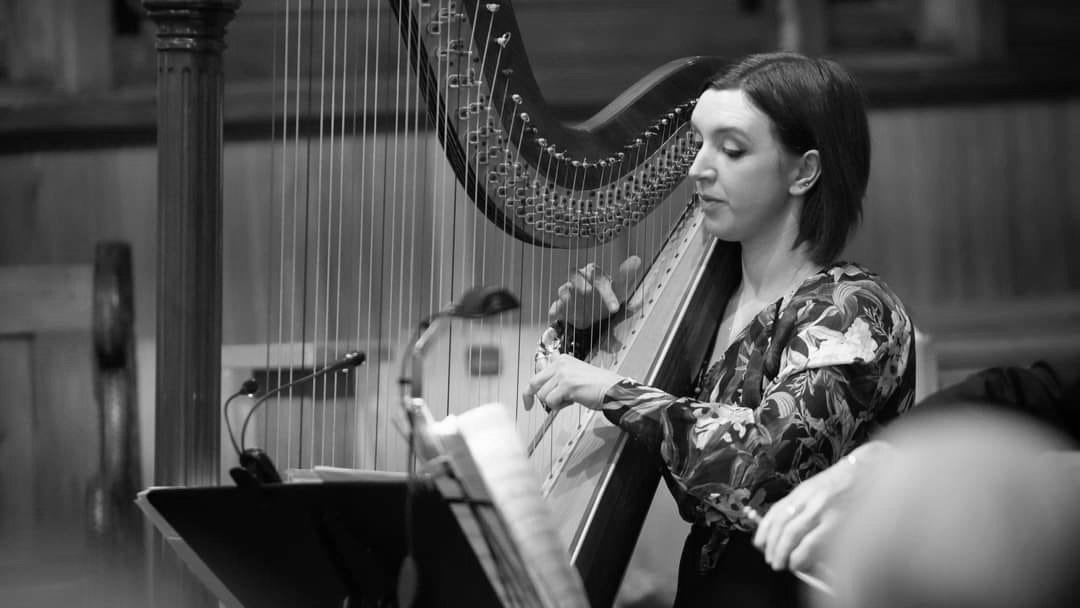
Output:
[524, 52, 916, 607]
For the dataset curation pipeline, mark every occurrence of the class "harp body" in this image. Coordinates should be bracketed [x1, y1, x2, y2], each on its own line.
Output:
[147, 1, 737, 605]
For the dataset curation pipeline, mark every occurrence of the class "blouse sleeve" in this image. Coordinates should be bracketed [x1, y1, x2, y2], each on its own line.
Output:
[600, 289, 915, 523]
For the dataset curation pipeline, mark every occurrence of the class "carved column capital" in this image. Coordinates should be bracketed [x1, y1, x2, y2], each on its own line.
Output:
[143, 1, 241, 52]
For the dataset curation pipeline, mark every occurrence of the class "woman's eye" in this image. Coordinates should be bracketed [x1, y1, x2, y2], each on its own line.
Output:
[722, 147, 745, 159]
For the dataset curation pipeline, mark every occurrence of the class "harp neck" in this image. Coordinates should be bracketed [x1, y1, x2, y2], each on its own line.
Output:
[396, 0, 728, 246]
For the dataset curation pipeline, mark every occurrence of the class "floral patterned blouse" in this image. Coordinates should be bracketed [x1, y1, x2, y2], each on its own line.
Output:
[600, 262, 916, 543]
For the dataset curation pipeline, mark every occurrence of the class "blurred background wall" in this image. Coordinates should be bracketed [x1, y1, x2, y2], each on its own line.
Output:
[1, 0, 1078, 605]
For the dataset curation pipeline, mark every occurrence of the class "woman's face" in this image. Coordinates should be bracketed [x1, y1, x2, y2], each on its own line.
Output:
[687, 88, 801, 242]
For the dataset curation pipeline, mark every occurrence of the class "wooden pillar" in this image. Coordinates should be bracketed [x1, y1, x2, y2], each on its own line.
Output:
[143, 1, 239, 605]
[776, 0, 827, 54]
[144, 0, 238, 489]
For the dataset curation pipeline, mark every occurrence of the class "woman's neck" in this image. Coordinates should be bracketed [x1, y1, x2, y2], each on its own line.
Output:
[738, 220, 818, 302]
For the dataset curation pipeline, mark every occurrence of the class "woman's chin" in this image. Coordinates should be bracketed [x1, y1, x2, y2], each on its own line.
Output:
[701, 216, 737, 241]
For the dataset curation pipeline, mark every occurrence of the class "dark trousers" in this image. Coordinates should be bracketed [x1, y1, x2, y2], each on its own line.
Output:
[673, 526, 804, 608]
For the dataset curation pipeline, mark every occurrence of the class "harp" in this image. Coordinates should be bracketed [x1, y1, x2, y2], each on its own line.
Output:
[145, 1, 738, 605]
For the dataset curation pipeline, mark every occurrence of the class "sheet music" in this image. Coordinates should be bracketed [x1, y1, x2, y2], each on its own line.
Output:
[309, 467, 407, 483]
[429, 404, 590, 608]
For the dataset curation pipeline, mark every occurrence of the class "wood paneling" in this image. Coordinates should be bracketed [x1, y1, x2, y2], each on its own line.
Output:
[0, 309, 112, 605]
[0, 264, 91, 333]
[6, 0, 111, 93]
[0, 337, 34, 556]
[847, 98, 1080, 308]
[11, 1, 1080, 145]
[219, 1, 773, 108]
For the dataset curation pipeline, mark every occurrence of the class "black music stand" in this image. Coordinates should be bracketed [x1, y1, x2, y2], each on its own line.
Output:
[138, 478, 501, 607]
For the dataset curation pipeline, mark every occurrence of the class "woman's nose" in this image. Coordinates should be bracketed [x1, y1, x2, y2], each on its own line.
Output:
[687, 148, 713, 183]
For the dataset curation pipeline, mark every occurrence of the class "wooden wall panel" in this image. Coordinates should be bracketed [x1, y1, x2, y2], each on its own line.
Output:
[958, 104, 1012, 300]
[0, 331, 107, 604]
[218, 1, 774, 112]
[0, 149, 157, 337]
[0, 337, 35, 557]
[31, 333, 98, 534]
[847, 99, 1080, 309]
[1067, 101, 1080, 288]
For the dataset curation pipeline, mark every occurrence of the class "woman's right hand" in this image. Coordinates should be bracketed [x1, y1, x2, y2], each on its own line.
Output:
[548, 256, 642, 328]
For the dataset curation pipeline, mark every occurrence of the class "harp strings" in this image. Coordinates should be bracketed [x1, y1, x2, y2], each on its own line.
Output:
[256, 0, 691, 476]
[312, 0, 330, 465]
[262, 0, 282, 460]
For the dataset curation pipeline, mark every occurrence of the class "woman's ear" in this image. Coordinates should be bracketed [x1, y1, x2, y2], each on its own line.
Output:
[788, 149, 821, 196]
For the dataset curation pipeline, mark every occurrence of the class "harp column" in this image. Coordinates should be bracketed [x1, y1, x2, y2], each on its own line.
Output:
[143, 0, 238, 605]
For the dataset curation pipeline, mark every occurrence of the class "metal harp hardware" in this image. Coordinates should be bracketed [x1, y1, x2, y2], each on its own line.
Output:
[395, 0, 729, 247]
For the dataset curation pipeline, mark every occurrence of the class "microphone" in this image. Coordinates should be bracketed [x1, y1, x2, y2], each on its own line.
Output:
[440, 284, 521, 320]
[225, 350, 366, 486]
[223, 378, 260, 456]
[402, 286, 519, 401]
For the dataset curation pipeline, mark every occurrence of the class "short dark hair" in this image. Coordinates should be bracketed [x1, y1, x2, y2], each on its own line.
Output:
[708, 52, 870, 265]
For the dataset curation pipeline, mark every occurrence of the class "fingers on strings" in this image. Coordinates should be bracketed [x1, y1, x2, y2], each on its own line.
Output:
[549, 261, 628, 321]
[523, 356, 557, 411]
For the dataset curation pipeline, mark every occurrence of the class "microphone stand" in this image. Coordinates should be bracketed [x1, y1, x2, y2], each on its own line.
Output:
[397, 317, 446, 462]
[225, 350, 366, 486]
[394, 314, 453, 608]
[394, 287, 520, 608]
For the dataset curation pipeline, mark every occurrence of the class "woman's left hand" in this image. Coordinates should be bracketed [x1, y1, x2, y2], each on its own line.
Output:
[522, 353, 624, 412]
